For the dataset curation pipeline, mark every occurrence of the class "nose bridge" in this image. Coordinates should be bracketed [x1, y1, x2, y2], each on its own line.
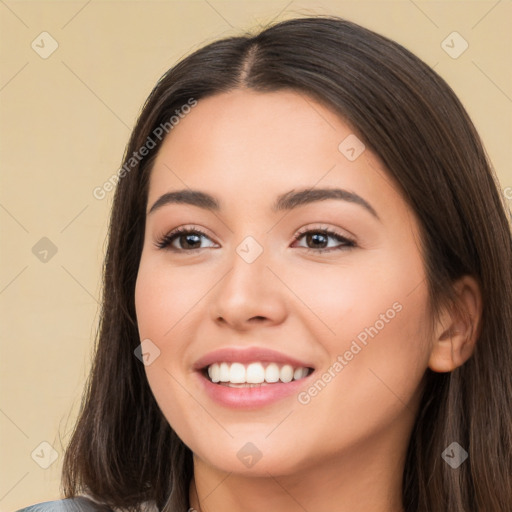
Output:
[210, 232, 286, 327]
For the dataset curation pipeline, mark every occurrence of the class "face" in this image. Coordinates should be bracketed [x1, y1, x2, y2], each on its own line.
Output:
[135, 89, 433, 477]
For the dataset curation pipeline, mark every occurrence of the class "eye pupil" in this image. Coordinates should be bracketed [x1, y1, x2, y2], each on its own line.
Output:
[180, 233, 201, 249]
[307, 232, 328, 248]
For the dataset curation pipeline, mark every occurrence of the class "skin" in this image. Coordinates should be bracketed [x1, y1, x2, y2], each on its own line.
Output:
[134, 89, 481, 512]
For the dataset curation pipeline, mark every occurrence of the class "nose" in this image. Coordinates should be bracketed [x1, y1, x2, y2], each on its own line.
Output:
[209, 241, 288, 331]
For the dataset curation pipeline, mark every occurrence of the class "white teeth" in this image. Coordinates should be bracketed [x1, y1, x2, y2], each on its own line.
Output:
[246, 362, 265, 384]
[219, 362, 230, 382]
[265, 363, 280, 383]
[206, 361, 310, 385]
[294, 367, 308, 380]
[229, 362, 246, 383]
[280, 364, 294, 383]
[208, 363, 220, 383]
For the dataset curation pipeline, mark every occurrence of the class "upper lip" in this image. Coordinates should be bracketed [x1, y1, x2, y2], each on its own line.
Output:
[193, 347, 315, 371]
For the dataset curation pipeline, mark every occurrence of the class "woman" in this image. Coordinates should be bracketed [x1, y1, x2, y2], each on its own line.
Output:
[17, 15, 512, 512]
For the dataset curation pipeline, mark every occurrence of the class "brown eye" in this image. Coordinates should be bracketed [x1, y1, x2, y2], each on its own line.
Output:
[155, 227, 216, 251]
[174, 232, 203, 250]
[304, 232, 329, 249]
[293, 229, 355, 253]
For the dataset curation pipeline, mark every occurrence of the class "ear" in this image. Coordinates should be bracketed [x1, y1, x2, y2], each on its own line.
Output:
[428, 275, 482, 373]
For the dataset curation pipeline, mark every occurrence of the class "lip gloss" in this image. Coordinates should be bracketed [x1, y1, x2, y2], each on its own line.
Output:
[196, 370, 314, 409]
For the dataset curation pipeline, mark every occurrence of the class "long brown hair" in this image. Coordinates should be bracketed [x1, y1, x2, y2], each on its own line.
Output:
[62, 15, 512, 511]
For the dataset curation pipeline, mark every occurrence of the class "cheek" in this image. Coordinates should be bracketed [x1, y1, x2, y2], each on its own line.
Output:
[281, 250, 429, 350]
[292, 247, 432, 403]
[134, 255, 210, 341]
[134, 254, 219, 417]
[134, 259, 202, 443]
[305, 263, 432, 423]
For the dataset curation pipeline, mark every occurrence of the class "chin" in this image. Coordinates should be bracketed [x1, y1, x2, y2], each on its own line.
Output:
[192, 443, 305, 477]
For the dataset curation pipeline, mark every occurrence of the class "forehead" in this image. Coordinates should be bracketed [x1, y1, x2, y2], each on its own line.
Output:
[146, 89, 409, 225]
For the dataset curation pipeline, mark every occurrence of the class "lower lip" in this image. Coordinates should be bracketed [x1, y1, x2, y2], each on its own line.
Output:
[197, 371, 313, 409]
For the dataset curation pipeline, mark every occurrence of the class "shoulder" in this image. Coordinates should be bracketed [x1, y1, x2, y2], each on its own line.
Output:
[13, 497, 112, 512]
[13, 497, 160, 512]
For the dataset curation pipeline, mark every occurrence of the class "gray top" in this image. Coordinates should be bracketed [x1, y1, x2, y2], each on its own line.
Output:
[14, 497, 113, 512]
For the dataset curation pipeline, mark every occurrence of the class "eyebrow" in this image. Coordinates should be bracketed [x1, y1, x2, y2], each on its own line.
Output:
[147, 187, 379, 219]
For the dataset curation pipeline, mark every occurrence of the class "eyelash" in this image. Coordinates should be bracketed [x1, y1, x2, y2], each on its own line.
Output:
[154, 225, 356, 254]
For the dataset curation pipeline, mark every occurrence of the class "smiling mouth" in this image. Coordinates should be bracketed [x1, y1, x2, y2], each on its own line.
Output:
[202, 361, 314, 387]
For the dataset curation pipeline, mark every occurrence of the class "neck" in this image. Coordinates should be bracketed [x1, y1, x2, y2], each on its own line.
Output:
[188, 432, 408, 512]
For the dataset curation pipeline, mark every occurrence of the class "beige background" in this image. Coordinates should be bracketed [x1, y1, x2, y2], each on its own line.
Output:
[1, 1, 510, 510]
